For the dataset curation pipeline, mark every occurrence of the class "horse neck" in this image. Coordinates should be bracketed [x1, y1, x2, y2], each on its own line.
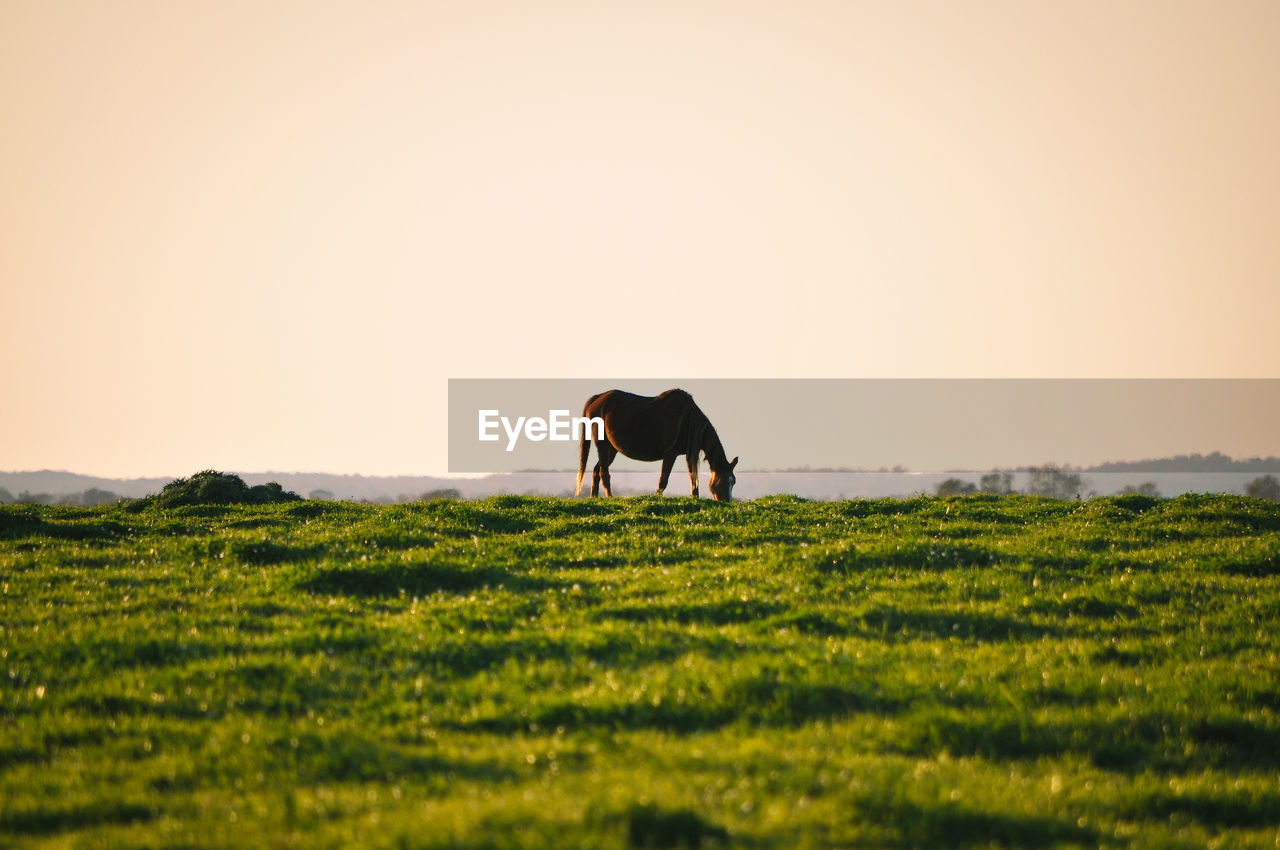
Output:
[700, 421, 730, 470]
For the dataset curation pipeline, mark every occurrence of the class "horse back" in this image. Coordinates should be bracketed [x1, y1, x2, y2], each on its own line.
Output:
[584, 389, 699, 462]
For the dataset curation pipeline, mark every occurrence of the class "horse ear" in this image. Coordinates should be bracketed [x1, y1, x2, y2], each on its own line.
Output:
[730, 456, 738, 469]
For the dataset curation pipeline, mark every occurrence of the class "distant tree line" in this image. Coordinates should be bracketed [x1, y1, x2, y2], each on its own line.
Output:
[936, 467, 1092, 499]
[1088, 452, 1280, 473]
[937, 467, 1085, 499]
[0, 486, 122, 506]
[0, 472, 304, 508]
[4, 470, 1278, 505]
[936, 468, 1280, 501]
[310, 487, 464, 504]
[0, 481, 474, 506]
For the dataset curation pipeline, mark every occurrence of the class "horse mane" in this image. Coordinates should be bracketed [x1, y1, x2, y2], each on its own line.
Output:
[688, 398, 730, 469]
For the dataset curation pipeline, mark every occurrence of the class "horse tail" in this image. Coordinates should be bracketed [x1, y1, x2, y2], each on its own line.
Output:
[574, 431, 591, 496]
[575, 394, 602, 496]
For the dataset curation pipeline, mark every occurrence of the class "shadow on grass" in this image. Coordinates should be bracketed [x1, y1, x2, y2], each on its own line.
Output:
[280, 730, 517, 785]
[70, 652, 384, 721]
[0, 727, 110, 767]
[857, 605, 1060, 643]
[69, 692, 223, 721]
[221, 516, 291, 531]
[865, 799, 1098, 850]
[601, 599, 786, 626]
[297, 561, 563, 598]
[630, 497, 724, 517]
[1023, 594, 1139, 620]
[1122, 788, 1280, 829]
[417, 501, 537, 535]
[284, 501, 374, 521]
[820, 542, 1011, 572]
[0, 801, 156, 837]
[232, 658, 373, 715]
[768, 611, 862, 637]
[565, 551, 697, 569]
[506, 540, 694, 570]
[467, 669, 902, 734]
[0, 509, 130, 543]
[417, 629, 703, 679]
[837, 498, 934, 518]
[898, 711, 1280, 774]
[1219, 548, 1280, 577]
[225, 540, 328, 566]
[145, 731, 518, 794]
[57, 635, 221, 672]
[0, 508, 44, 539]
[526, 515, 668, 539]
[601, 600, 1064, 645]
[624, 803, 729, 849]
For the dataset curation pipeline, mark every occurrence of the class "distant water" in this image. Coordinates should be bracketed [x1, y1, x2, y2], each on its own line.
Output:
[2, 469, 1269, 503]
[531, 471, 1267, 500]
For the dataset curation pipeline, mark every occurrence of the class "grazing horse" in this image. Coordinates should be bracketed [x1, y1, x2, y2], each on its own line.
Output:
[574, 389, 739, 501]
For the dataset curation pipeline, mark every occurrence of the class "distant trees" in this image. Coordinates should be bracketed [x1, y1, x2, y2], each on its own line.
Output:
[1245, 474, 1280, 502]
[308, 489, 335, 500]
[1025, 465, 1084, 500]
[1117, 482, 1161, 498]
[1091, 452, 1280, 473]
[935, 467, 1089, 499]
[78, 488, 120, 506]
[935, 478, 976, 497]
[419, 488, 461, 501]
[979, 472, 1014, 495]
[0, 488, 119, 506]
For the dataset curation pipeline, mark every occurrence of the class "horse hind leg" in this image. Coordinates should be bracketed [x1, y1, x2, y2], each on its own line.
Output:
[591, 462, 602, 497]
[598, 441, 618, 497]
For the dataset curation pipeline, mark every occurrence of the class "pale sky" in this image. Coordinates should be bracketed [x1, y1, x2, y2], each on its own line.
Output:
[3, 1, 1278, 477]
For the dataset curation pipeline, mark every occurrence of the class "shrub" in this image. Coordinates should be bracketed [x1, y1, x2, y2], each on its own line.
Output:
[1245, 474, 1280, 502]
[149, 470, 300, 508]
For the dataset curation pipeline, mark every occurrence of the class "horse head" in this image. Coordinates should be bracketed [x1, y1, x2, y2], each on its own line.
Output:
[708, 456, 738, 502]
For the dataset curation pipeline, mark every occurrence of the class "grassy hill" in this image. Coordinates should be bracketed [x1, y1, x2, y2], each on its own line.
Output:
[2, 494, 1279, 848]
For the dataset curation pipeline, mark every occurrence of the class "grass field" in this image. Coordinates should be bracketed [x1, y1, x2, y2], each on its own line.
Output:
[2, 493, 1279, 848]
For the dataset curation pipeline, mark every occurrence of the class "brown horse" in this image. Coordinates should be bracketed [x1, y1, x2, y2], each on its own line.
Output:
[574, 389, 738, 501]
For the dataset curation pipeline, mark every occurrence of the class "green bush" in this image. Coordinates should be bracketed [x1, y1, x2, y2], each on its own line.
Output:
[148, 470, 300, 508]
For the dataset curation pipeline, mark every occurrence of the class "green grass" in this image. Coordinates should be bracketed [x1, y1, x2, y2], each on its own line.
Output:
[2, 493, 1279, 848]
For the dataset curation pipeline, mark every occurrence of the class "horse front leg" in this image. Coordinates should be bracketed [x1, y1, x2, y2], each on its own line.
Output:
[686, 453, 699, 497]
[657, 455, 677, 494]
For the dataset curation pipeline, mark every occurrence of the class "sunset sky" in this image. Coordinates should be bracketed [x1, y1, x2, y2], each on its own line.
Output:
[3, 1, 1278, 477]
